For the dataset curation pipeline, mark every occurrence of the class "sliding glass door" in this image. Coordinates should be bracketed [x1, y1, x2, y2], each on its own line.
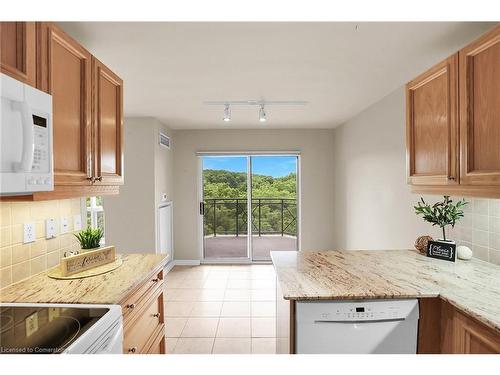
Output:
[202, 156, 249, 260]
[201, 154, 298, 261]
[250, 156, 298, 261]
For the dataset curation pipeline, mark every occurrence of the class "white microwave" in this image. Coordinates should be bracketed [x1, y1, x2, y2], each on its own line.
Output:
[1, 73, 53, 195]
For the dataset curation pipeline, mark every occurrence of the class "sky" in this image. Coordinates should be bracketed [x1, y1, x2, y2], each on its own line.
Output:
[203, 156, 297, 177]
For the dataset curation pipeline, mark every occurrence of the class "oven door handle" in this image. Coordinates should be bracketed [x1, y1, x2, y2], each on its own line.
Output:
[11, 100, 35, 172]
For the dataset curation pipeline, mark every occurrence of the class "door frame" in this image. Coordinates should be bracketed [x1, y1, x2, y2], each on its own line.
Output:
[196, 151, 301, 264]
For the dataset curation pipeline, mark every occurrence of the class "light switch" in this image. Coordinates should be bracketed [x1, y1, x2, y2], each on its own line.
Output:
[73, 215, 82, 231]
[23, 222, 36, 243]
[45, 218, 57, 239]
[60, 217, 69, 234]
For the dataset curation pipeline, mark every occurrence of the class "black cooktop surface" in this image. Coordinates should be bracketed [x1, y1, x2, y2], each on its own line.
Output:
[0, 306, 108, 354]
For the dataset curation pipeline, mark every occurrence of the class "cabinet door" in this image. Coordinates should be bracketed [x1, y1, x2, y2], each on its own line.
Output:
[454, 311, 500, 354]
[92, 58, 124, 185]
[37, 22, 92, 186]
[460, 26, 500, 186]
[0, 22, 36, 86]
[146, 326, 166, 354]
[406, 54, 459, 185]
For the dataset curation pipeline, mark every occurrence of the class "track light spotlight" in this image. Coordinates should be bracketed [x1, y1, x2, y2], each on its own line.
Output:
[259, 105, 267, 122]
[223, 104, 231, 122]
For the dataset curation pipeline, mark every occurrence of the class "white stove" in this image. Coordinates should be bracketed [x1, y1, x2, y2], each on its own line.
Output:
[0, 303, 123, 354]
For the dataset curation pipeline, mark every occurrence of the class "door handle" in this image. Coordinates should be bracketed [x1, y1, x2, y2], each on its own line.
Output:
[200, 202, 205, 215]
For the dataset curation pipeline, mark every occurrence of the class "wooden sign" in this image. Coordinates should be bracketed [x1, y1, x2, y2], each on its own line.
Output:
[60, 246, 116, 276]
[426, 240, 456, 262]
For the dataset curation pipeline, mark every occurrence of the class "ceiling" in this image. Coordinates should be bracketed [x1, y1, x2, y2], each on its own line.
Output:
[59, 22, 494, 129]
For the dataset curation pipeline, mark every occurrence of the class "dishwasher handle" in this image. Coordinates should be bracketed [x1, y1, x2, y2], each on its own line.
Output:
[314, 317, 406, 324]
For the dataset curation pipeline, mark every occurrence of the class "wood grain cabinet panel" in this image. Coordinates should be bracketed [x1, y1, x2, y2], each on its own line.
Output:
[453, 310, 500, 354]
[37, 22, 92, 186]
[92, 58, 124, 185]
[419, 298, 500, 354]
[0, 22, 36, 86]
[123, 287, 165, 354]
[146, 325, 167, 354]
[460, 25, 500, 186]
[121, 268, 166, 354]
[406, 53, 459, 185]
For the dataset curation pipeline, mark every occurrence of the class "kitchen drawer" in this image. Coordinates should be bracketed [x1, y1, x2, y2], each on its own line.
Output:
[121, 269, 163, 326]
[123, 287, 164, 354]
[145, 324, 166, 354]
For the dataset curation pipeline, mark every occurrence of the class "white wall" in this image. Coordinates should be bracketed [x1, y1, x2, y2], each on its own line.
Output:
[104, 117, 174, 253]
[172, 129, 335, 260]
[332, 87, 440, 249]
[154, 122, 174, 208]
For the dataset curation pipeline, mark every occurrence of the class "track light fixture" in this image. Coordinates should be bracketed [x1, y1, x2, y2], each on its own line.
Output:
[223, 104, 231, 122]
[258, 104, 267, 122]
[204, 100, 308, 123]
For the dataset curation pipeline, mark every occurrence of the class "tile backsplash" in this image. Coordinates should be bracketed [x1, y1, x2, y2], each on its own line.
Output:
[0, 199, 83, 288]
[449, 197, 500, 265]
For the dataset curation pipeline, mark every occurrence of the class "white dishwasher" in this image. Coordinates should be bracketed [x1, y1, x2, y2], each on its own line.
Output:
[296, 299, 419, 354]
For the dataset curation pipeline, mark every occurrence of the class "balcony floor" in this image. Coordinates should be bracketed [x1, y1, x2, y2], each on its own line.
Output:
[204, 234, 297, 259]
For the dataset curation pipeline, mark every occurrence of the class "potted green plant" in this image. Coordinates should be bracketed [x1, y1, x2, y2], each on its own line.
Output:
[414, 195, 468, 243]
[74, 227, 104, 251]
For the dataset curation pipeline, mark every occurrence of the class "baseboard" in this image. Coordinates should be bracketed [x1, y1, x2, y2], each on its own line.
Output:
[173, 259, 201, 266]
[163, 260, 175, 273]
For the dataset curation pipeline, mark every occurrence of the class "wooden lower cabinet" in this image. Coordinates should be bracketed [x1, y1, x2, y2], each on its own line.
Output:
[418, 298, 500, 354]
[146, 326, 168, 354]
[120, 268, 166, 354]
[451, 307, 500, 354]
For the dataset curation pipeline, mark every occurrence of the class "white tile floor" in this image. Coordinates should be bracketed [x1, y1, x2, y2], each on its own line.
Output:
[164, 264, 276, 354]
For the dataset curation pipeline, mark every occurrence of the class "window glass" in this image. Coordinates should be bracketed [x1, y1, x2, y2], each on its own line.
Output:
[85, 196, 105, 244]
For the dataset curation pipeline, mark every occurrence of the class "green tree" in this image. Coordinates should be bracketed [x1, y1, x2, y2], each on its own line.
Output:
[203, 170, 297, 236]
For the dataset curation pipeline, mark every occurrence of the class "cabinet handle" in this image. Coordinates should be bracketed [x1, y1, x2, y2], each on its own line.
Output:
[153, 313, 160, 318]
[447, 176, 456, 180]
[127, 303, 136, 309]
[95, 176, 103, 181]
[86, 177, 95, 183]
[128, 347, 137, 353]
[152, 278, 159, 283]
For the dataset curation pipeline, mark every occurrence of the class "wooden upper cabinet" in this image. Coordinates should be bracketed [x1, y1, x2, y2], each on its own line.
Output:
[406, 53, 459, 185]
[92, 57, 124, 185]
[0, 22, 36, 86]
[459, 25, 500, 186]
[37, 22, 92, 186]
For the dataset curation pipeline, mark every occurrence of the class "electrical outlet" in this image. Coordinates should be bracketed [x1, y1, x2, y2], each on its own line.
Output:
[45, 218, 57, 239]
[23, 222, 36, 243]
[48, 307, 60, 322]
[73, 215, 82, 231]
[25, 312, 39, 337]
[60, 217, 69, 234]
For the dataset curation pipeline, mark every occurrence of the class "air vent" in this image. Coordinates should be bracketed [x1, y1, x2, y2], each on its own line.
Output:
[159, 132, 171, 149]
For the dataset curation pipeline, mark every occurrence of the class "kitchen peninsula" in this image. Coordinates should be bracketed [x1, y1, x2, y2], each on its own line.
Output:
[272, 250, 500, 354]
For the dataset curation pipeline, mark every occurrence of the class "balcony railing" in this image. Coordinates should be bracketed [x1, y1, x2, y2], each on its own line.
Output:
[203, 198, 297, 237]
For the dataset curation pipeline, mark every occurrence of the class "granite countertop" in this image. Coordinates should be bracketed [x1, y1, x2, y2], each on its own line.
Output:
[0, 253, 169, 305]
[271, 250, 500, 332]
